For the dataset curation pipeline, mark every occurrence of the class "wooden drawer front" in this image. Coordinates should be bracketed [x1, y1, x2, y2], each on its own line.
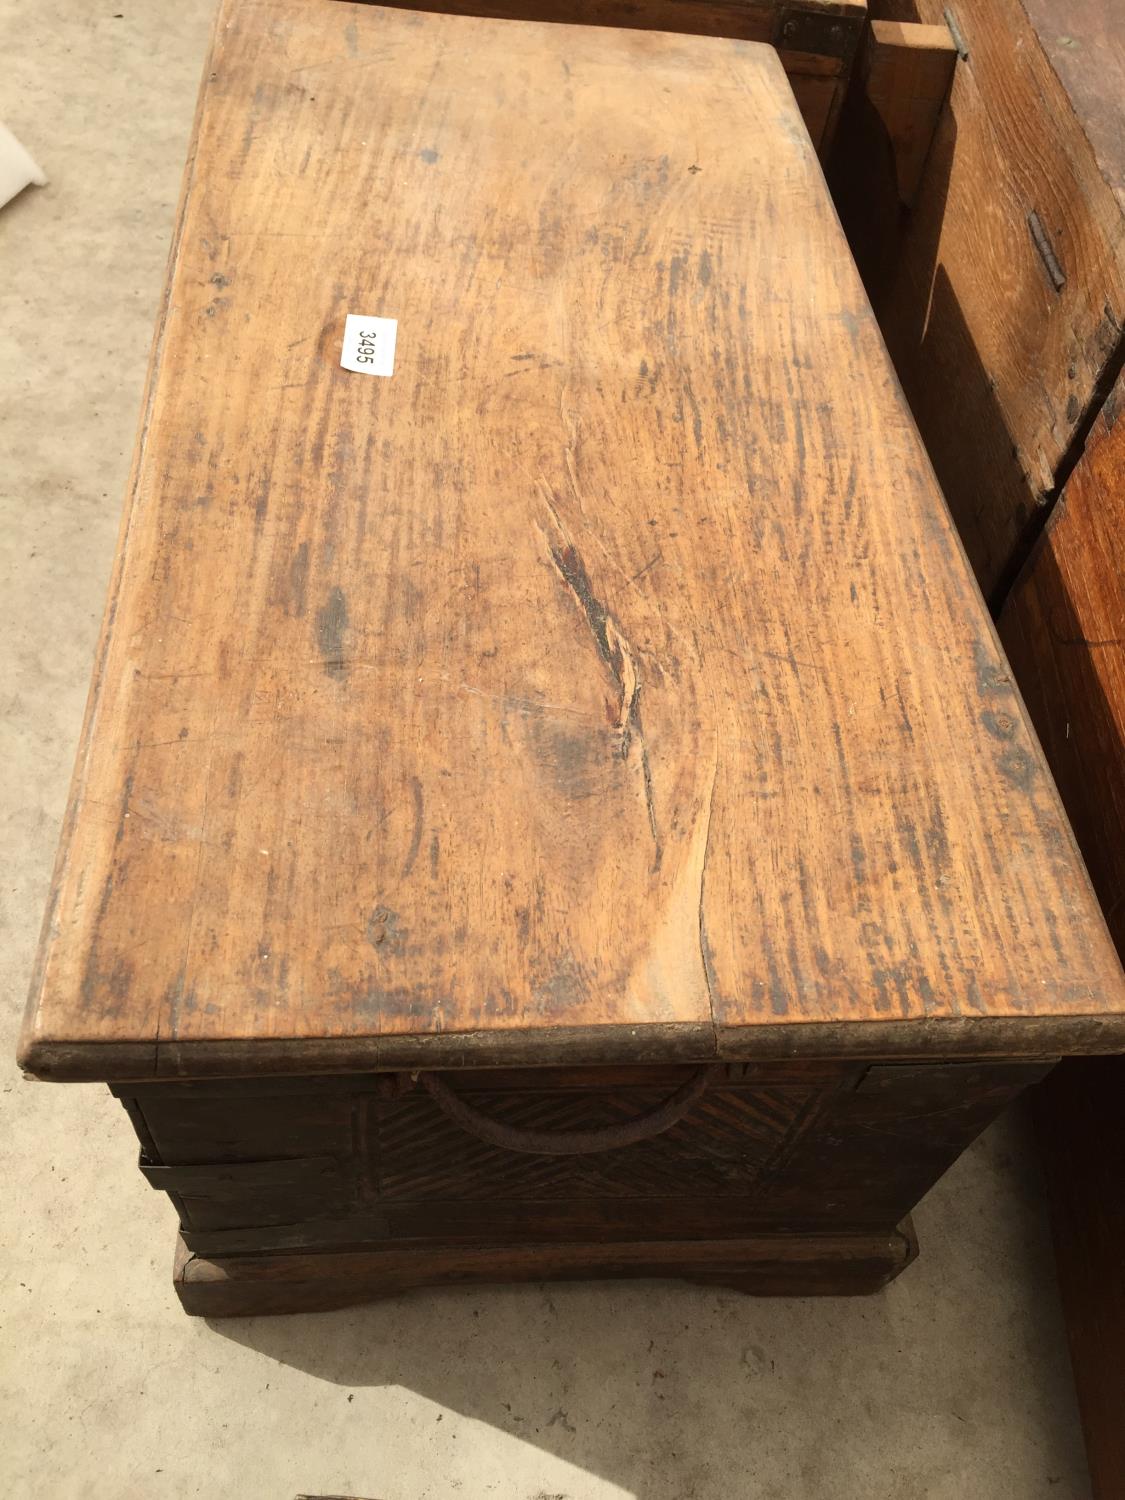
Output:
[366, 1075, 826, 1203]
[140, 1156, 344, 1233]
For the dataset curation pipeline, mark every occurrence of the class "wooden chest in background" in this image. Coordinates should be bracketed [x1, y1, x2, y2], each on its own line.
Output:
[353, 0, 870, 154]
[830, 9, 1124, 1488]
[832, 0, 1125, 604]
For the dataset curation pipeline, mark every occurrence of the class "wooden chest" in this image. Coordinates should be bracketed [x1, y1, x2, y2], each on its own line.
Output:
[19, 0, 1125, 1316]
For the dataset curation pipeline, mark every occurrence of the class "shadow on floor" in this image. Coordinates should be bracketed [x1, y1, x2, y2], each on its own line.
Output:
[208, 1110, 1087, 1500]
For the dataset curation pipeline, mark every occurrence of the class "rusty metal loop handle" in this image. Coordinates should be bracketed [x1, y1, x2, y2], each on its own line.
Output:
[416, 1065, 718, 1156]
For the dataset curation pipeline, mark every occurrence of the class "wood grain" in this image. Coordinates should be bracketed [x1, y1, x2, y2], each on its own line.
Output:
[1000, 375, 1125, 951]
[1021, 0, 1124, 215]
[849, 0, 1125, 596]
[19, 0, 1125, 1083]
[349, 0, 869, 152]
[860, 19, 956, 203]
[350, 0, 866, 46]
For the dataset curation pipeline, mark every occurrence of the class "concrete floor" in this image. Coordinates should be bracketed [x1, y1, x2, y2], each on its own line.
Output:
[0, 3, 1092, 1497]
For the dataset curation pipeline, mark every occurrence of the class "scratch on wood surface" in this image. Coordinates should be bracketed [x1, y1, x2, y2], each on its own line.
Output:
[561, 393, 586, 519]
[630, 551, 663, 584]
[697, 750, 720, 1015]
[541, 494, 661, 863]
[455, 681, 595, 721]
[175, 706, 221, 1039]
[401, 778, 424, 878]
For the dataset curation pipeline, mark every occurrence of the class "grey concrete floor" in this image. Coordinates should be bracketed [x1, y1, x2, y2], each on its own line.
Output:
[0, 3, 1092, 1497]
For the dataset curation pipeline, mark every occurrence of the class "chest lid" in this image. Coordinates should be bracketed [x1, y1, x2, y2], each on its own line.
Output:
[20, 0, 1125, 1082]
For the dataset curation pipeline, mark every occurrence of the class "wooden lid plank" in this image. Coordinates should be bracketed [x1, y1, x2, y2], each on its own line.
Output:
[20, 0, 1125, 1080]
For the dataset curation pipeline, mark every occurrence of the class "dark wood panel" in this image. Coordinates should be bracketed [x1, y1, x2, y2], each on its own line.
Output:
[1034, 1059, 1125, 1500]
[132, 1092, 354, 1166]
[173, 1224, 919, 1315]
[768, 1059, 1054, 1224]
[174, 1193, 876, 1255]
[1000, 371, 1125, 1500]
[141, 1156, 346, 1232]
[365, 1081, 826, 1201]
[125, 1059, 1050, 1265]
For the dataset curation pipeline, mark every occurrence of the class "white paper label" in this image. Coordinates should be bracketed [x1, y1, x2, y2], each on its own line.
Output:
[340, 314, 397, 377]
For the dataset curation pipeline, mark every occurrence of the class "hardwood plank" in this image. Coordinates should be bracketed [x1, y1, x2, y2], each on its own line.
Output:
[849, 0, 1125, 595]
[19, 0, 1125, 1083]
[999, 375, 1125, 951]
[351, 0, 870, 151]
[861, 19, 957, 202]
[1021, 0, 1124, 214]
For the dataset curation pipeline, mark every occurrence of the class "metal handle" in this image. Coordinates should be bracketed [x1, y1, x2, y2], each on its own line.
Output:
[415, 1065, 718, 1156]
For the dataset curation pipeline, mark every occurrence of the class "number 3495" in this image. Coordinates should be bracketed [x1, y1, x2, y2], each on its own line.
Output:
[354, 330, 380, 364]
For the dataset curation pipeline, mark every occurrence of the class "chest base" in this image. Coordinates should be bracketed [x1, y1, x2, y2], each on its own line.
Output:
[173, 1222, 919, 1316]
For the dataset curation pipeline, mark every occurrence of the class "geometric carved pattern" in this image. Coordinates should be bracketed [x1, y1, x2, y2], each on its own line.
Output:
[368, 1084, 820, 1202]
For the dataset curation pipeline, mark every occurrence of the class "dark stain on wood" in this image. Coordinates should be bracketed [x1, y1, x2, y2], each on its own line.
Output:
[365, 906, 404, 952]
[288, 540, 310, 617]
[527, 717, 606, 805]
[315, 585, 348, 676]
[980, 709, 1017, 741]
[972, 640, 1011, 697]
[401, 778, 424, 878]
[997, 744, 1038, 793]
[548, 540, 617, 675]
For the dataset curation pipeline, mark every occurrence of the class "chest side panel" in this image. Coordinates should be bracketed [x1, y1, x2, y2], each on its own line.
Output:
[121, 1058, 1051, 1253]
